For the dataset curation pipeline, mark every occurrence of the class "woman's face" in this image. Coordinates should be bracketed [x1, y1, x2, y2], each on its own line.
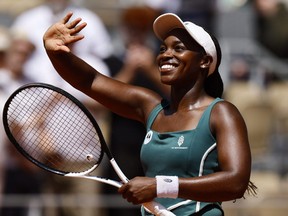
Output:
[156, 29, 205, 86]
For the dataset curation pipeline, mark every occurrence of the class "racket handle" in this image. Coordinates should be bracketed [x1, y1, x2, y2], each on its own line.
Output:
[143, 201, 176, 216]
[110, 159, 175, 215]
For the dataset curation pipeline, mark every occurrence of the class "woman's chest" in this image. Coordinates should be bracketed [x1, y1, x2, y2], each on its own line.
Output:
[151, 108, 206, 132]
[141, 129, 218, 177]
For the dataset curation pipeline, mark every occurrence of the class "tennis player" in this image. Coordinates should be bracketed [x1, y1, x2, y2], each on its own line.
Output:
[43, 12, 257, 216]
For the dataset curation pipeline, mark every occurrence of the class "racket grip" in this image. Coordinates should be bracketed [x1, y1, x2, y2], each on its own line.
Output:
[143, 201, 176, 216]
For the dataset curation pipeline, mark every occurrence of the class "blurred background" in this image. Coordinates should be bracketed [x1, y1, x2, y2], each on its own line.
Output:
[1, 0, 288, 215]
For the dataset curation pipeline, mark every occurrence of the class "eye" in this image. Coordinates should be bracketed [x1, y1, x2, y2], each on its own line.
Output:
[174, 44, 186, 52]
[159, 45, 166, 54]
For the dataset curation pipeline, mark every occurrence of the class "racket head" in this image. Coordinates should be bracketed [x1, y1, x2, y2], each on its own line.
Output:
[2, 83, 106, 176]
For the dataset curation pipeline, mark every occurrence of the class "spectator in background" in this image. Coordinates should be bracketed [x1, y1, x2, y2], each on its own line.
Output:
[103, 5, 169, 216]
[0, 30, 43, 216]
[254, 0, 288, 59]
[111, 5, 169, 95]
[9, 1, 112, 215]
[0, 25, 11, 211]
[0, 32, 35, 94]
[11, 0, 112, 98]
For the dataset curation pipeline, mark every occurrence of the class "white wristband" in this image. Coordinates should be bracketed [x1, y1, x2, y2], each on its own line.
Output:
[156, 175, 179, 198]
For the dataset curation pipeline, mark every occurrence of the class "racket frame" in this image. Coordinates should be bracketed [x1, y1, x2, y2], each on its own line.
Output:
[2, 83, 106, 175]
[2, 83, 176, 216]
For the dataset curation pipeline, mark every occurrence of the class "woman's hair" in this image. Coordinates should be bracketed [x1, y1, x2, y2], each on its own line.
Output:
[246, 181, 258, 197]
[203, 34, 223, 98]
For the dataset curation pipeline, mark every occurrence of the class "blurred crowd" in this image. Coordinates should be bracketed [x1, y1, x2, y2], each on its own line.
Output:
[1, 0, 288, 216]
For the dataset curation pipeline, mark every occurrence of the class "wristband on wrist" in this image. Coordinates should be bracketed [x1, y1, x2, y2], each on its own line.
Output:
[156, 175, 179, 198]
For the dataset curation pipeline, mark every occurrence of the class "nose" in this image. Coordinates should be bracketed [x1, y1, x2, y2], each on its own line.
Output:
[157, 47, 174, 64]
[162, 48, 173, 57]
[159, 48, 174, 62]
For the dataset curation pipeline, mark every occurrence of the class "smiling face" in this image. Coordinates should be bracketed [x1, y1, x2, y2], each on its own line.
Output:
[156, 28, 207, 87]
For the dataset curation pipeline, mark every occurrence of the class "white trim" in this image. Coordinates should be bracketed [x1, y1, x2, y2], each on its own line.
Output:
[167, 199, 193, 211]
[195, 143, 217, 212]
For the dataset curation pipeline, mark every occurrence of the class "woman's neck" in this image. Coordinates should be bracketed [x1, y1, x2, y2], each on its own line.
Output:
[169, 88, 210, 113]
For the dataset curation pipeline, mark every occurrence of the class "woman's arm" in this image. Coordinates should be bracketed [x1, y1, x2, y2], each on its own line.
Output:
[179, 101, 251, 202]
[43, 12, 161, 123]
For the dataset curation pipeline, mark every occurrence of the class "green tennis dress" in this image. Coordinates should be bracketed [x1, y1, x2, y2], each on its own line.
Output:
[140, 98, 224, 216]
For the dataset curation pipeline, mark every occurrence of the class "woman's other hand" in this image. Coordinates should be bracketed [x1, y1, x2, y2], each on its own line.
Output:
[43, 12, 87, 53]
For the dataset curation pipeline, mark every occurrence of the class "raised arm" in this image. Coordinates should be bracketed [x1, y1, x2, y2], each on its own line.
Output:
[43, 12, 161, 123]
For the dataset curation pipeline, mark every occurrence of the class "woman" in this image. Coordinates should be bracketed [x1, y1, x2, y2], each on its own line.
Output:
[43, 12, 256, 215]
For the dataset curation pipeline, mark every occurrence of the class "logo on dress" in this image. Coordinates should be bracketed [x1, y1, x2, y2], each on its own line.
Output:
[172, 135, 188, 150]
[143, 130, 153, 144]
[177, 135, 184, 146]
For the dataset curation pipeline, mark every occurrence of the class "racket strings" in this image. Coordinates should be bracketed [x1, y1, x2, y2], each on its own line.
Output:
[7, 87, 103, 174]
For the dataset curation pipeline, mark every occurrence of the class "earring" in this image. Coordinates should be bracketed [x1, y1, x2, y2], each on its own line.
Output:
[200, 65, 206, 69]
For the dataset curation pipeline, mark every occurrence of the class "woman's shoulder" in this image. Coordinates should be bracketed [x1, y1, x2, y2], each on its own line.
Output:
[212, 98, 240, 113]
[211, 98, 245, 125]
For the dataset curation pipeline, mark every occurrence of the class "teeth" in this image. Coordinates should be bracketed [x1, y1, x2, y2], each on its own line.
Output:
[161, 64, 176, 69]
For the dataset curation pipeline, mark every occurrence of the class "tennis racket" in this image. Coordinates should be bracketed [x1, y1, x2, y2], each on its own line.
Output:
[2, 83, 176, 216]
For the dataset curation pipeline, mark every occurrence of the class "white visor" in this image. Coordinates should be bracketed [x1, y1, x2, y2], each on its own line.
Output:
[153, 13, 217, 76]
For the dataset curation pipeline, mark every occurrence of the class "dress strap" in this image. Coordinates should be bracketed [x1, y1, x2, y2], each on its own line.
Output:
[196, 97, 224, 130]
[146, 100, 169, 130]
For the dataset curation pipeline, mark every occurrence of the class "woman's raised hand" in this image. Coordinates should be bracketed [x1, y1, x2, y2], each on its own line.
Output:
[43, 12, 87, 53]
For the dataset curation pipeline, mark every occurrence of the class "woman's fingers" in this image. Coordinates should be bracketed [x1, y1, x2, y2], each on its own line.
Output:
[62, 12, 74, 24]
[72, 21, 87, 34]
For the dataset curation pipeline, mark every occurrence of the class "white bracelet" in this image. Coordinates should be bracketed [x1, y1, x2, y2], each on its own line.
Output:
[156, 175, 179, 198]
